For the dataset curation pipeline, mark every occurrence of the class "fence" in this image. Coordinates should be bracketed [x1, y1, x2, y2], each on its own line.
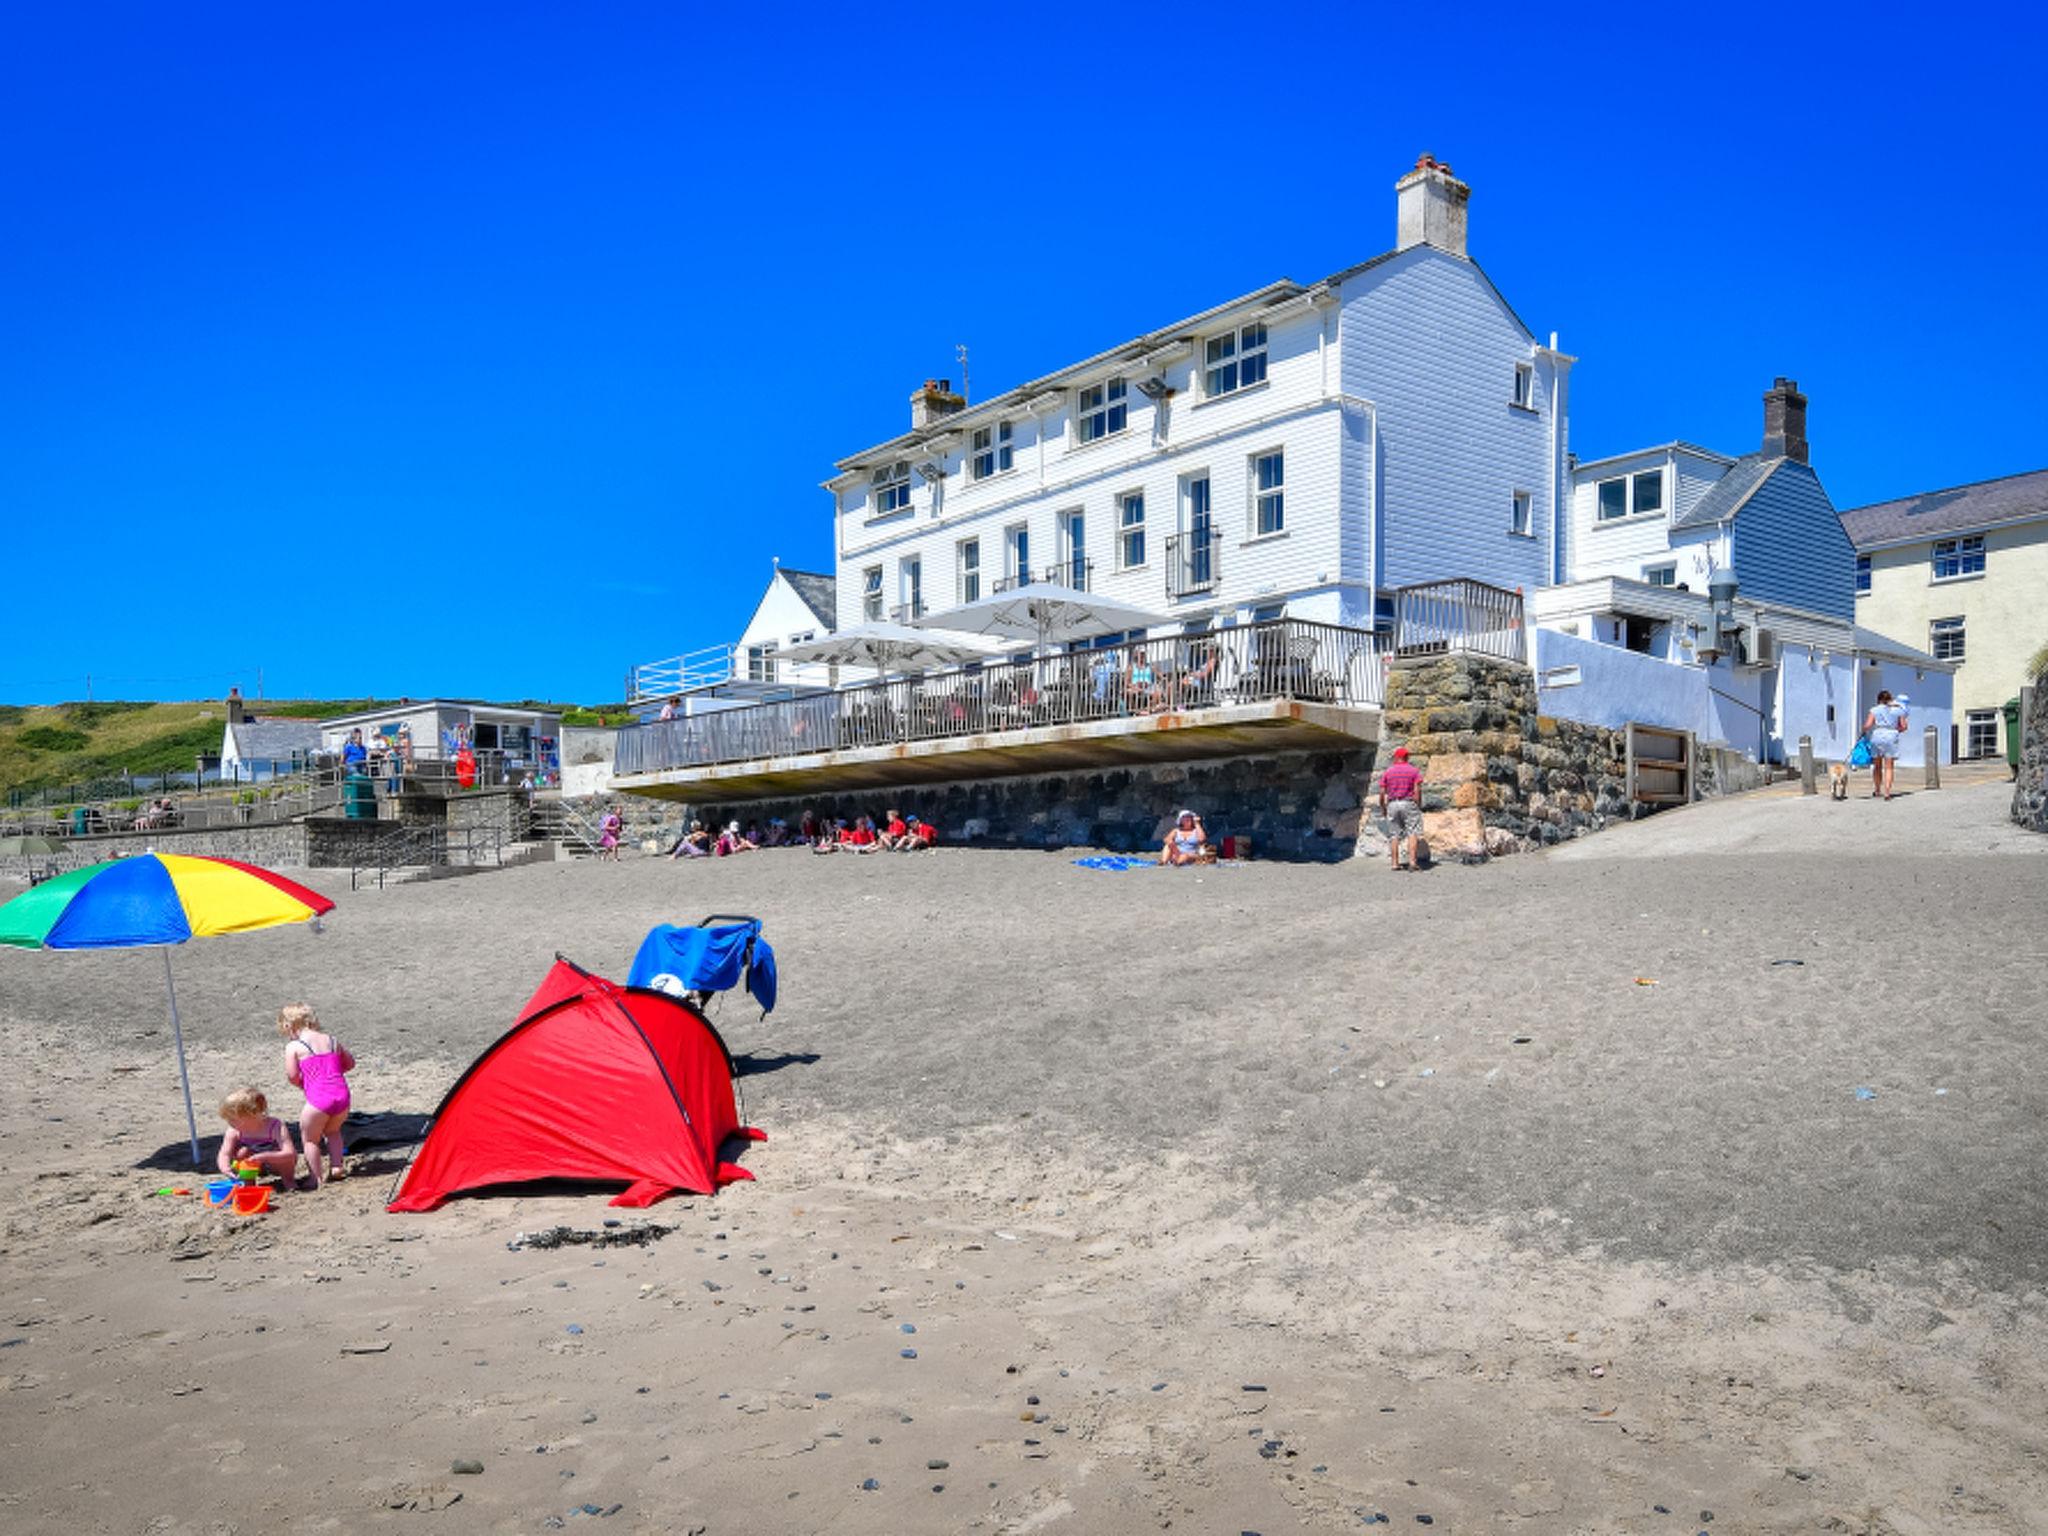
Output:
[616, 620, 1390, 777]
[1391, 579, 1526, 663]
[625, 643, 739, 705]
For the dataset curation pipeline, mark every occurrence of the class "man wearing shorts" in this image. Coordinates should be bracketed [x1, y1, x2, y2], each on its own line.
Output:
[1378, 744, 1424, 873]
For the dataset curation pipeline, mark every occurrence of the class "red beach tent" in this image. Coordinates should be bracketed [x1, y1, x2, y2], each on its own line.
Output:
[388, 956, 764, 1212]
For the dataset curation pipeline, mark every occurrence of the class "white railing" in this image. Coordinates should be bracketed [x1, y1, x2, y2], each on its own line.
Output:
[627, 643, 739, 704]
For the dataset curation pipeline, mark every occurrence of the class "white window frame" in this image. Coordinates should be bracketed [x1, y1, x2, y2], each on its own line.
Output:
[1931, 535, 1985, 582]
[1929, 615, 1965, 662]
[1203, 321, 1269, 399]
[861, 564, 884, 622]
[1075, 379, 1127, 444]
[1512, 362, 1535, 410]
[871, 461, 912, 516]
[958, 537, 981, 603]
[1510, 489, 1533, 538]
[1250, 449, 1285, 538]
[1644, 563, 1677, 587]
[1856, 554, 1871, 595]
[1965, 709, 1999, 759]
[1633, 468, 1665, 517]
[1595, 468, 1665, 522]
[746, 644, 774, 683]
[1117, 490, 1146, 570]
[1061, 509, 1088, 587]
[1004, 523, 1030, 585]
[900, 554, 923, 618]
[970, 421, 1013, 481]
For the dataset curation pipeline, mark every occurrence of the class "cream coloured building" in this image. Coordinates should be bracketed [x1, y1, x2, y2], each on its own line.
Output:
[1842, 467, 2048, 760]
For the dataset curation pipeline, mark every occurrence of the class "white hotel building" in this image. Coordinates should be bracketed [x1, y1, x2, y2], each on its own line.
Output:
[824, 156, 1571, 640]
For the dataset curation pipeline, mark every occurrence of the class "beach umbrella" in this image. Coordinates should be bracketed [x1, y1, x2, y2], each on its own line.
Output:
[0, 854, 335, 1166]
[775, 621, 1007, 676]
[917, 581, 1168, 652]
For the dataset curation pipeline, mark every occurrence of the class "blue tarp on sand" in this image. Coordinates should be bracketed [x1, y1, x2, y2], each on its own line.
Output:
[628, 920, 778, 1016]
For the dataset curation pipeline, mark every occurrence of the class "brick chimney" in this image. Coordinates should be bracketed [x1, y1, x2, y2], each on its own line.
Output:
[226, 686, 246, 725]
[1395, 154, 1471, 258]
[1762, 377, 1808, 463]
[910, 378, 966, 430]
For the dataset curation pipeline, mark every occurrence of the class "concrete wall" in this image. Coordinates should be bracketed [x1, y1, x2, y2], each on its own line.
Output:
[1851, 659, 1953, 768]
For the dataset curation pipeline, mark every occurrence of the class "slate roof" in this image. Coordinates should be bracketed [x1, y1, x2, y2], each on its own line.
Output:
[1669, 453, 1783, 531]
[1839, 466, 2048, 550]
[1851, 624, 1946, 669]
[225, 719, 323, 762]
[780, 568, 838, 628]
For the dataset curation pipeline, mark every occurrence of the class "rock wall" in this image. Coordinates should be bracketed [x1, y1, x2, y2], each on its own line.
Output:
[2012, 682, 2046, 833]
[58, 820, 313, 867]
[676, 748, 1377, 862]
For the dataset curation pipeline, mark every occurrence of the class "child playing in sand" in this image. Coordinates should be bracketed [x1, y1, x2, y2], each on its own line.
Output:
[279, 1002, 355, 1186]
[217, 1088, 301, 1184]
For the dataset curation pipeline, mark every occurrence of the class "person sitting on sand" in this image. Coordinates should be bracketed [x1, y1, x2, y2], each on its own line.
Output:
[849, 815, 883, 851]
[898, 815, 936, 851]
[714, 821, 757, 857]
[669, 820, 711, 859]
[811, 818, 846, 854]
[760, 818, 788, 848]
[1159, 809, 1207, 866]
[280, 1003, 354, 1187]
[217, 1088, 303, 1187]
[878, 808, 909, 850]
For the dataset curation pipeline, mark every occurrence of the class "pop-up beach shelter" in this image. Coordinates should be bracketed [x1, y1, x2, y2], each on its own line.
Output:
[388, 956, 764, 1212]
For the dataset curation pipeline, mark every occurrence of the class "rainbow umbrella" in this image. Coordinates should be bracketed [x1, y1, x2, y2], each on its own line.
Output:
[0, 854, 336, 1166]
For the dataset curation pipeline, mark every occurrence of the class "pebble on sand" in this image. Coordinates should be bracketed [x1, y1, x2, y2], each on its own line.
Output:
[900, 1348, 918, 1359]
[450, 1459, 484, 1475]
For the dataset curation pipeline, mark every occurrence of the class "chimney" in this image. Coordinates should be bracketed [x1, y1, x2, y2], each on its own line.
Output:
[910, 378, 966, 430]
[226, 686, 246, 726]
[1762, 377, 1808, 463]
[1395, 154, 1471, 258]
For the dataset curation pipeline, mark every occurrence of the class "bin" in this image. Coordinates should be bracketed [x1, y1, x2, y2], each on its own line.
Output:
[2005, 697, 2022, 776]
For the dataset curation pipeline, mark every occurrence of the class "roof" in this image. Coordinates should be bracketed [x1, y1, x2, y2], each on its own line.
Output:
[1571, 440, 1735, 476]
[778, 568, 837, 628]
[224, 719, 323, 761]
[1670, 453, 1783, 531]
[319, 699, 563, 728]
[1839, 465, 2048, 551]
[1851, 624, 1947, 670]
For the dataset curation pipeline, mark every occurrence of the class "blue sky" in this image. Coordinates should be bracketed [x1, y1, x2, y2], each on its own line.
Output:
[3, 4, 2043, 705]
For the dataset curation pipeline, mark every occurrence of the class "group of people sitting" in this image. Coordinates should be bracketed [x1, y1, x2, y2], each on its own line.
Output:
[667, 807, 938, 860]
[130, 797, 181, 831]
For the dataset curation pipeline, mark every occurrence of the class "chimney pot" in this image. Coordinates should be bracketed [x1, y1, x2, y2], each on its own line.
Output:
[1762, 377, 1809, 464]
[1395, 155, 1471, 258]
[226, 686, 246, 726]
[910, 377, 966, 430]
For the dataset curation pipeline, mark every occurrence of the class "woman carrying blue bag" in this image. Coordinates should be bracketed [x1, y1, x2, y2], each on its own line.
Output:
[1862, 690, 1908, 800]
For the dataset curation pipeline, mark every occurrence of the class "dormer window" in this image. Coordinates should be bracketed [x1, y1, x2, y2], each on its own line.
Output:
[1203, 322, 1268, 398]
[1596, 468, 1664, 522]
[872, 462, 912, 515]
[970, 422, 1013, 480]
[1076, 379, 1127, 444]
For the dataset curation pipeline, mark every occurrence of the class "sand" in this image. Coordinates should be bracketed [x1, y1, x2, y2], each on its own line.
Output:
[1, 778, 2044, 1533]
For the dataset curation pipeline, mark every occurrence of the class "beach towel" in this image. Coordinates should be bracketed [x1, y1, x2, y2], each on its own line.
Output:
[628, 921, 777, 1016]
[1071, 855, 1156, 872]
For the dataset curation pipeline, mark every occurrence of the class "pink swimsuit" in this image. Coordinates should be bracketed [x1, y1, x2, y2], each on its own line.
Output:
[295, 1042, 352, 1116]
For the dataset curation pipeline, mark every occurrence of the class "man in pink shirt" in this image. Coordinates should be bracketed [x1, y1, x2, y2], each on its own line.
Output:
[1377, 744, 1424, 872]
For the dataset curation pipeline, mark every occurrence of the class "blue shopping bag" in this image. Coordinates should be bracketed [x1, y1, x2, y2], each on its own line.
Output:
[1848, 734, 1873, 769]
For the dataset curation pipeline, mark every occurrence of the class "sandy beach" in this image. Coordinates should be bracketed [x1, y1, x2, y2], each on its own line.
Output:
[2, 778, 2044, 1534]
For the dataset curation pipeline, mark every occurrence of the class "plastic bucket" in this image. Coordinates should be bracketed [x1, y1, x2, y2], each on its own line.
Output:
[230, 1185, 273, 1216]
[205, 1178, 236, 1205]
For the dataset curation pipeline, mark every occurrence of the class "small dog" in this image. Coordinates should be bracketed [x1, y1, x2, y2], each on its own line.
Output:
[1828, 762, 1850, 800]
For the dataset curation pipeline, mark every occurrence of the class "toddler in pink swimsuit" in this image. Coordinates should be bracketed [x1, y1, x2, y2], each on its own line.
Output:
[280, 1003, 356, 1187]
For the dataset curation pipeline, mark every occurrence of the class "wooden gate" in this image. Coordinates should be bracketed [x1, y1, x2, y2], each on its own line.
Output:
[1625, 723, 1694, 806]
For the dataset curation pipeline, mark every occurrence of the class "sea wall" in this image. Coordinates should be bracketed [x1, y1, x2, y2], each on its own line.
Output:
[2012, 682, 2046, 833]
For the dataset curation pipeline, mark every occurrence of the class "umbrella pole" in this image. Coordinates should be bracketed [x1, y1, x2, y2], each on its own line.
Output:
[162, 946, 202, 1167]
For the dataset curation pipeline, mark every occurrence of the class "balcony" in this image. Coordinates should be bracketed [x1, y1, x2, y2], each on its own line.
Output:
[612, 620, 1389, 802]
[1166, 531, 1220, 601]
[994, 558, 1094, 595]
[889, 599, 929, 624]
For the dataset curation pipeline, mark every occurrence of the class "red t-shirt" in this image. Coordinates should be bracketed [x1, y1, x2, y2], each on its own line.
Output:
[885, 818, 908, 838]
[913, 821, 936, 843]
[1380, 762, 1422, 801]
[845, 826, 875, 845]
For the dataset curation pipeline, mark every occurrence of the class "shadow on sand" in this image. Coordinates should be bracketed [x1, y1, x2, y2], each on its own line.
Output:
[130, 1109, 433, 1174]
[733, 1049, 820, 1078]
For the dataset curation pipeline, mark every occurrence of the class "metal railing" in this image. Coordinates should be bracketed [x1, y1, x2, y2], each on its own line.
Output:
[993, 559, 1095, 595]
[346, 821, 513, 891]
[1391, 579, 1526, 663]
[615, 620, 1390, 777]
[626, 643, 739, 704]
[1166, 531, 1220, 600]
[889, 600, 929, 624]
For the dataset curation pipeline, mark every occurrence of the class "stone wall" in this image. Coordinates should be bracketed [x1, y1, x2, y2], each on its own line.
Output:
[679, 747, 1377, 862]
[59, 820, 313, 867]
[2012, 682, 2046, 833]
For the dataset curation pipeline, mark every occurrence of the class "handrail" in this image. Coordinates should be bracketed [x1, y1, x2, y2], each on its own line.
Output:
[615, 619, 1391, 777]
[1165, 532, 1221, 601]
[1391, 579, 1526, 663]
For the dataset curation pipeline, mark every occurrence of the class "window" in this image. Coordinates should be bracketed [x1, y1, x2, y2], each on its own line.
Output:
[1062, 510, 1088, 588]
[958, 538, 981, 603]
[862, 565, 883, 622]
[1075, 380, 1127, 444]
[1930, 615, 1965, 662]
[970, 421, 1013, 480]
[1004, 524, 1030, 585]
[1181, 474, 1215, 590]
[1511, 490, 1533, 537]
[1118, 491, 1146, 569]
[1966, 709, 1999, 759]
[1512, 363, 1535, 409]
[1644, 563, 1677, 587]
[1596, 469, 1663, 521]
[1252, 450, 1285, 536]
[900, 555, 923, 618]
[1932, 535, 1985, 580]
[1203, 321, 1268, 398]
[1856, 554, 1871, 595]
[746, 644, 774, 683]
[872, 462, 911, 515]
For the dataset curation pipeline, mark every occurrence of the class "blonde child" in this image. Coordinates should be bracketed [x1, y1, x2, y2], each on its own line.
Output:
[279, 1003, 356, 1186]
[217, 1088, 300, 1183]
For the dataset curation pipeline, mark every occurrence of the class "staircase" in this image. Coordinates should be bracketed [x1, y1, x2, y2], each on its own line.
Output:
[517, 793, 607, 859]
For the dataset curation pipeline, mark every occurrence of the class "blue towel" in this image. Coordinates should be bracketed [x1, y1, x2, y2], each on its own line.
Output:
[1071, 855, 1155, 872]
[628, 922, 777, 1016]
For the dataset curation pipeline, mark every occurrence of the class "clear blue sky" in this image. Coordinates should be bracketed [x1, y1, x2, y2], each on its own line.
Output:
[4, 4, 2043, 705]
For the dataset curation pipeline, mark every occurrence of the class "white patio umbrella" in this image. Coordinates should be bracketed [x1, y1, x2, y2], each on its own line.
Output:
[775, 621, 1008, 676]
[915, 582, 1168, 651]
